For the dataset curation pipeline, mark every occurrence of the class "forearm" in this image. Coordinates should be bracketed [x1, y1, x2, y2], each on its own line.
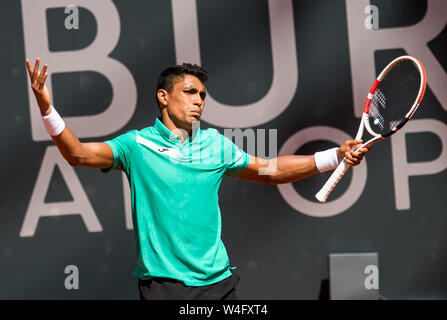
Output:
[266, 155, 319, 185]
[237, 143, 367, 185]
[51, 125, 85, 166]
[40, 104, 86, 166]
[265, 144, 366, 184]
[48, 113, 113, 168]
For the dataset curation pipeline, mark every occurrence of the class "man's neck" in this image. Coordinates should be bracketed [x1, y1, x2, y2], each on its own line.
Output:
[161, 115, 192, 143]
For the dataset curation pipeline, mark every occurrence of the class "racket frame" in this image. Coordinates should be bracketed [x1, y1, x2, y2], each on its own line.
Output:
[315, 55, 426, 203]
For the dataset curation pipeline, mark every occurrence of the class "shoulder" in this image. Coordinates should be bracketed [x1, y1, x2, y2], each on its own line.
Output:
[201, 128, 229, 146]
[107, 127, 152, 146]
[111, 129, 138, 142]
[203, 127, 221, 138]
[120, 127, 155, 139]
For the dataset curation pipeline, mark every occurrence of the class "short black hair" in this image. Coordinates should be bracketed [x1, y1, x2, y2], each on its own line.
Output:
[156, 63, 208, 106]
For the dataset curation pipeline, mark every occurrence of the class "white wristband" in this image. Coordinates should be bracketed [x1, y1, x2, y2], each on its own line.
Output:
[42, 105, 66, 136]
[314, 147, 340, 173]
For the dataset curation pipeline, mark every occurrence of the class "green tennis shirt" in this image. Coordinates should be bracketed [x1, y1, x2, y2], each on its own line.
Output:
[103, 118, 250, 286]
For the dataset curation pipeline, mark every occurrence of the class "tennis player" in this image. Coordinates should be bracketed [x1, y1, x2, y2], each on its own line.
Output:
[26, 58, 369, 300]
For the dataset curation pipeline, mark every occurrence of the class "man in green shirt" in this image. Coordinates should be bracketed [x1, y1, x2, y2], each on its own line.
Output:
[26, 58, 368, 300]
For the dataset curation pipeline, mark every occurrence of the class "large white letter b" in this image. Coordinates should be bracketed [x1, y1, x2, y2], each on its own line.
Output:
[22, 0, 137, 141]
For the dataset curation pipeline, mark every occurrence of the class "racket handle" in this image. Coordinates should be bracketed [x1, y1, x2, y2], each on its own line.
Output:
[315, 160, 351, 203]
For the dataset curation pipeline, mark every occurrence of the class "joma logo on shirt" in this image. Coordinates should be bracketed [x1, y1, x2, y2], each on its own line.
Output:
[157, 147, 169, 152]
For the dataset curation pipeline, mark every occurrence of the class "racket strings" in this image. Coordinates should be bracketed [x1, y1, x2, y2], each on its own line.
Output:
[368, 60, 421, 136]
[369, 89, 386, 131]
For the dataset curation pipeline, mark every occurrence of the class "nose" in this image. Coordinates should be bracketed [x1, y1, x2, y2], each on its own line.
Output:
[193, 94, 204, 108]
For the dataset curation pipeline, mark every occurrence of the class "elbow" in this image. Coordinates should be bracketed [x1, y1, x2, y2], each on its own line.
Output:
[257, 169, 283, 185]
[264, 174, 281, 185]
[268, 178, 285, 185]
[264, 166, 285, 185]
[66, 155, 82, 167]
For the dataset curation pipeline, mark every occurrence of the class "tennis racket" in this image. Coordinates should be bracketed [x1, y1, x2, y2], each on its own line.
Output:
[315, 55, 427, 203]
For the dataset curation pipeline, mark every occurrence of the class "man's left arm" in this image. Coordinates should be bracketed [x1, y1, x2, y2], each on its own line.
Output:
[235, 140, 369, 185]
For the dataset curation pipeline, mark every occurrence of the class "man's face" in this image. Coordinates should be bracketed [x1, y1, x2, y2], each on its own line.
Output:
[160, 74, 206, 131]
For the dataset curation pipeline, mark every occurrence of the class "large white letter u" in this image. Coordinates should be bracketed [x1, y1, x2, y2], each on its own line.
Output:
[171, 0, 298, 128]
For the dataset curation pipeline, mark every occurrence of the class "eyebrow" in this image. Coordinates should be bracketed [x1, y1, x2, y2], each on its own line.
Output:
[184, 86, 207, 98]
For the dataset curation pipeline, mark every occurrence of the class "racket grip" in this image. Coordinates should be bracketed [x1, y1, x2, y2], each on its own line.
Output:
[315, 160, 351, 203]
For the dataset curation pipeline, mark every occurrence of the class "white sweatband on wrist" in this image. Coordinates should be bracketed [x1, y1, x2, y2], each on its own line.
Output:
[314, 147, 340, 173]
[42, 105, 66, 136]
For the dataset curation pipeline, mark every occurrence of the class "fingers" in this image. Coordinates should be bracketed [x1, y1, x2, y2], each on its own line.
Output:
[32, 58, 40, 82]
[345, 139, 363, 147]
[25, 59, 33, 78]
[344, 152, 362, 165]
[344, 147, 369, 166]
[26, 58, 49, 91]
[342, 140, 363, 151]
[37, 64, 47, 82]
[37, 64, 48, 89]
[38, 72, 48, 91]
[340, 139, 363, 152]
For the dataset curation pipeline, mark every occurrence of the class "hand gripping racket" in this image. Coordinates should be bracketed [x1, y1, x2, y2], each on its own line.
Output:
[315, 55, 427, 203]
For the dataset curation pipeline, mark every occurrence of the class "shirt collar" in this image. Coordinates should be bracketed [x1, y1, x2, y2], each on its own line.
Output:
[154, 117, 200, 144]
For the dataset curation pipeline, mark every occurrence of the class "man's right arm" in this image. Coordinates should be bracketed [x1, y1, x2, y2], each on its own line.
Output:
[26, 58, 114, 169]
[51, 126, 114, 168]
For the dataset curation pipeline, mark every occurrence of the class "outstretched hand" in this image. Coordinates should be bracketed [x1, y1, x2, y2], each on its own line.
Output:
[26, 58, 51, 115]
[337, 139, 370, 166]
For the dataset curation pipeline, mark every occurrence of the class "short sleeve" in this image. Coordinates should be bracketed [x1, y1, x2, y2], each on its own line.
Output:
[101, 130, 136, 173]
[219, 133, 251, 177]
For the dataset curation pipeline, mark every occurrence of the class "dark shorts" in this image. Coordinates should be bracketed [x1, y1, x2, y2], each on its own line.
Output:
[138, 272, 240, 300]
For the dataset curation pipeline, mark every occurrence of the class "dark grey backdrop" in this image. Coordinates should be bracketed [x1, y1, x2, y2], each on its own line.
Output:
[0, 0, 446, 299]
